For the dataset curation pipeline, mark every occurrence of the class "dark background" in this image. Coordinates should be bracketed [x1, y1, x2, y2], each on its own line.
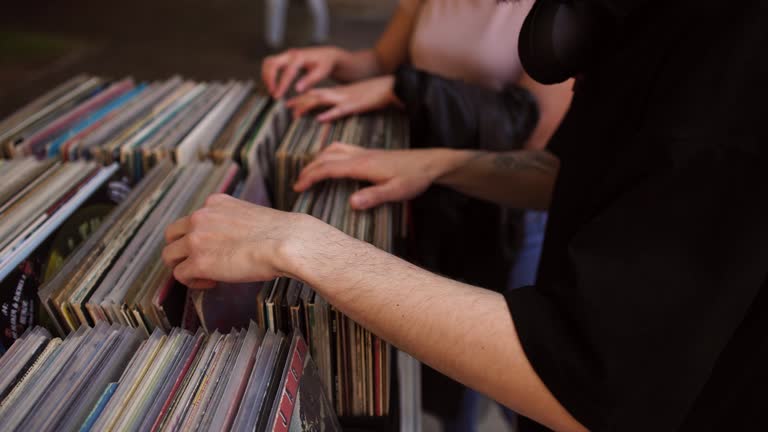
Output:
[0, 0, 392, 118]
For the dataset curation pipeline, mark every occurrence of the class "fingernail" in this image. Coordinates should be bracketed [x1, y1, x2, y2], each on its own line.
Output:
[350, 194, 368, 208]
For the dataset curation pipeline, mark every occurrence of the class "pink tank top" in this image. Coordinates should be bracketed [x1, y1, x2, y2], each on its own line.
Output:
[403, 0, 535, 91]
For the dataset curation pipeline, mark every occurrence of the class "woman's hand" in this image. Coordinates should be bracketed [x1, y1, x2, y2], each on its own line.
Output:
[294, 143, 460, 210]
[262, 46, 346, 98]
[162, 194, 320, 289]
[286, 76, 400, 122]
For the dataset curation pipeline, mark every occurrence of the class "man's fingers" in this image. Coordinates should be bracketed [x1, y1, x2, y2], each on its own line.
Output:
[203, 193, 236, 209]
[161, 237, 189, 268]
[349, 180, 403, 210]
[165, 216, 190, 243]
[173, 258, 216, 289]
[324, 141, 362, 155]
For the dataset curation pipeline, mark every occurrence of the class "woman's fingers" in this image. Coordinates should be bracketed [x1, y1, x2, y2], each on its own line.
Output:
[295, 63, 330, 93]
[262, 52, 293, 96]
[349, 179, 404, 210]
[275, 57, 306, 98]
[294, 157, 366, 191]
[317, 105, 351, 122]
[287, 89, 342, 117]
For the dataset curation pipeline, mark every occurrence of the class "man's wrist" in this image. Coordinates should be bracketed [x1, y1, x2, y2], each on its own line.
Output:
[273, 212, 346, 285]
[273, 212, 310, 281]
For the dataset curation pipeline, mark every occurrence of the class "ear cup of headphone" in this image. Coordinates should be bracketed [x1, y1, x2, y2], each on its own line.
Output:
[519, 0, 616, 84]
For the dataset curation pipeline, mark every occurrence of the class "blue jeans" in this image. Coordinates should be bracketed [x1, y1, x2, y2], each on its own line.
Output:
[446, 211, 548, 432]
[508, 210, 548, 290]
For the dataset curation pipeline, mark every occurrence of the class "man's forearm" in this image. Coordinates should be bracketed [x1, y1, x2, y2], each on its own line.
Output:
[278, 217, 585, 432]
[430, 149, 560, 210]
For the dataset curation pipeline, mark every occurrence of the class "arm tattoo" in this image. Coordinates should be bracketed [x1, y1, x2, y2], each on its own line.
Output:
[491, 151, 559, 174]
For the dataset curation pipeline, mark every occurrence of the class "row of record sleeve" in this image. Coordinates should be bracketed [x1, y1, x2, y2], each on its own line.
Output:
[0, 74, 290, 181]
[0, 74, 421, 430]
[0, 158, 119, 283]
[0, 322, 340, 432]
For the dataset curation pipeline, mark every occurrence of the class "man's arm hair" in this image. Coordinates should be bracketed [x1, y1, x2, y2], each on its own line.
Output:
[280, 217, 586, 432]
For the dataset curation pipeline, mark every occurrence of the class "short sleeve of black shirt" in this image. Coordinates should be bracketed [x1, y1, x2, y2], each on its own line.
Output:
[506, 1, 768, 430]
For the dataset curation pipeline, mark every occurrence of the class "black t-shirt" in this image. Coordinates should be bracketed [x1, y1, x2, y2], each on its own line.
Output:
[506, 1, 768, 430]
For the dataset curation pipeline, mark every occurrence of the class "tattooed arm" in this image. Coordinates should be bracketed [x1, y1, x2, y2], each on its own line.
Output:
[436, 149, 559, 210]
[294, 143, 559, 210]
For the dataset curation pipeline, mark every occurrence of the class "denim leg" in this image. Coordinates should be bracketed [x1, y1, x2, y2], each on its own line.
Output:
[499, 210, 549, 426]
[508, 210, 548, 290]
[306, 0, 330, 42]
[443, 389, 481, 432]
[445, 211, 548, 431]
[265, 0, 288, 47]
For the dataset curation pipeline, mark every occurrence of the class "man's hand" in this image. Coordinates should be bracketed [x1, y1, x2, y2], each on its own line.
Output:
[261, 46, 345, 98]
[160, 170, 582, 432]
[294, 143, 458, 210]
[162, 194, 318, 289]
[160, 190, 585, 432]
[285, 76, 400, 122]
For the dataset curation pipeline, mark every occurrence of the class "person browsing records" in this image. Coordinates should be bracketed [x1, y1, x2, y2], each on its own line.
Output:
[164, 1, 768, 430]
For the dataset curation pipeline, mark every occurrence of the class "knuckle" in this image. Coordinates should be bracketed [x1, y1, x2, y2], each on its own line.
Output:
[205, 193, 229, 207]
[189, 254, 205, 269]
[189, 210, 207, 228]
[163, 226, 174, 242]
[287, 60, 301, 70]
[160, 247, 170, 265]
[186, 232, 205, 249]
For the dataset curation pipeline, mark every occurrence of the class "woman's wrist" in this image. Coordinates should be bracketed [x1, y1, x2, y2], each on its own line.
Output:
[333, 49, 383, 82]
[428, 149, 477, 186]
[380, 76, 404, 108]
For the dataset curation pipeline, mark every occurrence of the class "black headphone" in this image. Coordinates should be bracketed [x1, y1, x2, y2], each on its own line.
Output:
[519, 0, 619, 84]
